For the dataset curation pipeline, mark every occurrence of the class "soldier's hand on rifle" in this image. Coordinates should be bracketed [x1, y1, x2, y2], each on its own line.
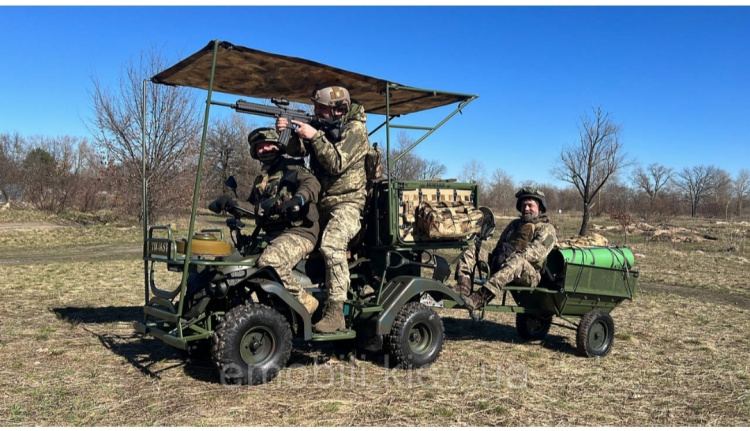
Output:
[291, 120, 318, 140]
[275, 117, 288, 133]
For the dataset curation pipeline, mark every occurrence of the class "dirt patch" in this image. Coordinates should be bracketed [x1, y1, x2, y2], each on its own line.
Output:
[640, 281, 750, 309]
[0, 243, 141, 265]
[0, 221, 79, 231]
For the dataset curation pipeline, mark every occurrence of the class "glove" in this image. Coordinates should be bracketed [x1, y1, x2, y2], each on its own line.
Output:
[208, 196, 230, 214]
[278, 194, 304, 215]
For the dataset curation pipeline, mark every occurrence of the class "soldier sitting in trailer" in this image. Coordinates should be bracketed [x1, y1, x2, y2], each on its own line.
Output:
[453, 187, 558, 310]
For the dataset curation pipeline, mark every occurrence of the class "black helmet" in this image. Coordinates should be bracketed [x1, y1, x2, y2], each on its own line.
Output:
[247, 127, 282, 160]
[515, 187, 547, 214]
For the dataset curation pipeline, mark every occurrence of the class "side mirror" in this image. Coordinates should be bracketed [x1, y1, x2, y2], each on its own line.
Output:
[225, 176, 238, 198]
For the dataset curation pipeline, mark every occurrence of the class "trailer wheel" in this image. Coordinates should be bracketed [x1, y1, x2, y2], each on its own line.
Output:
[516, 313, 552, 341]
[576, 309, 615, 357]
[385, 302, 444, 369]
[211, 303, 292, 385]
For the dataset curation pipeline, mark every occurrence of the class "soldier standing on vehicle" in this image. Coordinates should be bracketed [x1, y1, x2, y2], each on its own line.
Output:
[248, 127, 321, 315]
[454, 187, 558, 310]
[276, 84, 370, 333]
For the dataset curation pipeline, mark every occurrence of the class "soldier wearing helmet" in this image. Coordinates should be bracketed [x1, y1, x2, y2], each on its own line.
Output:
[276, 83, 370, 333]
[246, 127, 322, 316]
[454, 187, 558, 311]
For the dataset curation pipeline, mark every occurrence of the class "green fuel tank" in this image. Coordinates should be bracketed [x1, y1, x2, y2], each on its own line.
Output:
[550, 246, 635, 270]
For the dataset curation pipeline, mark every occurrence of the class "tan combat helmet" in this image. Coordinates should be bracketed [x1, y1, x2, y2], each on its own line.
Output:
[515, 187, 547, 214]
[310, 84, 350, 111]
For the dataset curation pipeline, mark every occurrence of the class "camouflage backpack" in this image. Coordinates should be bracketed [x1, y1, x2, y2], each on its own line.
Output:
[416, 200, 483, 240]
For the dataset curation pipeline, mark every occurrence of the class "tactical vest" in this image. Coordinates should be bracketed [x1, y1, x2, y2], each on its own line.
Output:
[505, 219, 547, 269]
[249, 158, 308, 233]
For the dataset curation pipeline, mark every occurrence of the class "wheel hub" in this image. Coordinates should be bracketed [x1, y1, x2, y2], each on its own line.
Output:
[240, 327, 275, 365]
[408, 324, 432, 354]
[589, 322, 607, 348]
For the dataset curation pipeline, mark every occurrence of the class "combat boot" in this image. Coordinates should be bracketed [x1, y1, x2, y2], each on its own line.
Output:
[462, 286, 495, 312]
[299, 291, 319, 316]
[313, 300, 346, 333]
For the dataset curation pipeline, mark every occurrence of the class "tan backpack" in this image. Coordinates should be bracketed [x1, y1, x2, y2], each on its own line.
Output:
[416, 200, 484, 240]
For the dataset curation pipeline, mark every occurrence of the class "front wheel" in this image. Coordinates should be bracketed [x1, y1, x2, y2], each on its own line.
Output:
[384, 302, 444, 369]
[516, 313, 552, 341]
[576, 309, 615, 357]
[211, 303, 292, 385]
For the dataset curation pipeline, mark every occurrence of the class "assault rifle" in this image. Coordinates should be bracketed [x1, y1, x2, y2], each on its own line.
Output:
[211, 97, 328, 145]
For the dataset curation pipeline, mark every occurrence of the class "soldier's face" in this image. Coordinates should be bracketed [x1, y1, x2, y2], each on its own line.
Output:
[314, 103, 344, 119]
[521, 199, 539, 217]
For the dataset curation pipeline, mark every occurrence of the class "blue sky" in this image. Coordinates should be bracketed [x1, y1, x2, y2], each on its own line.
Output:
[1, 5, 748, 187]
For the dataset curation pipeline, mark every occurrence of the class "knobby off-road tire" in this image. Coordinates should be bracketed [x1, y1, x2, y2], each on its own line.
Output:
[211, 303, 292, 385]
[576, 309, 615, 357]
[384, 302, 444, 369]
[516, 313, 553, 341]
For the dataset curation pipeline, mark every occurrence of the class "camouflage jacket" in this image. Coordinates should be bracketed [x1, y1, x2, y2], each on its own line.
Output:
[495, 214, 557, 269]
[287, 103, 369, 212]
[248, 157, 320, 245]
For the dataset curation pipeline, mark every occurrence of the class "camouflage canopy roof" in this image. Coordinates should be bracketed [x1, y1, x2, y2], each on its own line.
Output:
[151, 40, 476, 116]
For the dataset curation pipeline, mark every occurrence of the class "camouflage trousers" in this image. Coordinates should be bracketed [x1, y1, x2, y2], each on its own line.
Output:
[257, 232, 315, 298]
[456, 243, 540, 297]
[484, 256, 540, 297]
[319, 202, 361, 302]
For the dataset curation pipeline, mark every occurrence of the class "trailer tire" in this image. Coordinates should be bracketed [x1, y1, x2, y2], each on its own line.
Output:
[516, 313, 552, 341]
[576, 309, 615, 357]
[211, 303, 292, 385]
[385, 302, 444, 369]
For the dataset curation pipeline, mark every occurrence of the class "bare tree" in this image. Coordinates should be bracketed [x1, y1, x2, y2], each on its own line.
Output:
[203, 114, 259, 200]
[387, 131, 446, 180]
[674, 165, 722, 217]
[632, 163, 673, 208]
[0, 132, 25, 204]
[20, 135, 83, 213]
[482, 168, 515, 212]
[459, 158, 487, 185]
[421, 159, 447, 180]
[459, 159, 488, 209]
[711, 168, 733, 218]
[733, 169, 750, 217]
[552, 106, 630, 235]
[87, 45, 201, 222]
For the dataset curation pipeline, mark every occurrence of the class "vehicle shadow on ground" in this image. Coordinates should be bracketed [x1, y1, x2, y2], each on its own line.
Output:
[442, 316, 577, 356]
[51, 305, 220, 384]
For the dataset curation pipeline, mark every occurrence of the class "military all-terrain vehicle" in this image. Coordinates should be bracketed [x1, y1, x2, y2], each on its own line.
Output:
[134, 40, 638, 385]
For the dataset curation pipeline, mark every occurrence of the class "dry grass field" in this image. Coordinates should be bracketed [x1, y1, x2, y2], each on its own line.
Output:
[1, 208, 748, 426]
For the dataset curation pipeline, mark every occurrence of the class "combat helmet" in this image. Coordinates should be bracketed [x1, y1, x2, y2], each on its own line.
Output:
[311, 84, 350, 111]
[515, 187, 547, 214]
[247, 127, 283, 160]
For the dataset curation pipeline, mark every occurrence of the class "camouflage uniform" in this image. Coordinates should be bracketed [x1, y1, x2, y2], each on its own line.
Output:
[287, 102, 370, 330]
[250, 155, 321, 304]
[455, 188, 557, 308]
[456, 215, 557, 297]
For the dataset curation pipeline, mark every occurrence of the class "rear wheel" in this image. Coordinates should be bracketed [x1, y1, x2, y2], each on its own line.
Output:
[385, 302, 444, 369]
[516, 313, 552, 341]
[576, 309, 615, 357]
[211, 303, 292, 385]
